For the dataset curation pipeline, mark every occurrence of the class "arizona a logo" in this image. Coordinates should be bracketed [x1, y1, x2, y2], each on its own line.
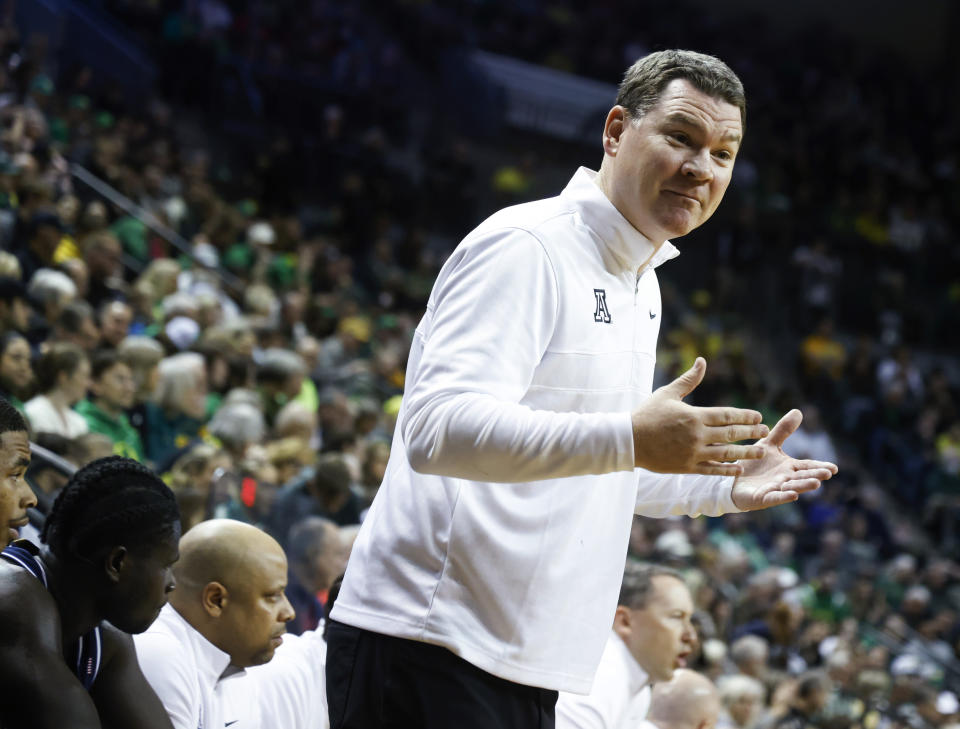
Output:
[593, 289, 611, 323]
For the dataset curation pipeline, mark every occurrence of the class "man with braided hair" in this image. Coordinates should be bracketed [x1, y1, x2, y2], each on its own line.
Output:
[0, 456, 180, 729]
[0, 396, 35, 546]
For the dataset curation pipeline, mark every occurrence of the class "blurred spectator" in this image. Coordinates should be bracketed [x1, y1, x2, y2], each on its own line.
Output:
[145, 352, 208, 464]
[0, 277, 31, 335]
[98, 300, 133, 349]
[285, 516, 346, 636]
[769, 671, 831, 729]
[51, 300, 99, 352]
[0, 332, 33, 412]
[717, 675, 764, 729]
[269, 452, 362, 543]
[24, 342, 89, 438]
[639, 669, 720, 729]
[76, 349, 143, 460]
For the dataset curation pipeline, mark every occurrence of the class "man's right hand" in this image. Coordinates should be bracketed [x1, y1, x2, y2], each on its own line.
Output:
[631, 357, 769, 476]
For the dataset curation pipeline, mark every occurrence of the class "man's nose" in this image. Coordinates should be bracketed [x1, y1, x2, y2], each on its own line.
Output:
[681, 150, 713, 182]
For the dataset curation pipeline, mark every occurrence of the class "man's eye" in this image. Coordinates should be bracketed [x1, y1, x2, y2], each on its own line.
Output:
[671, 133, 689, 144]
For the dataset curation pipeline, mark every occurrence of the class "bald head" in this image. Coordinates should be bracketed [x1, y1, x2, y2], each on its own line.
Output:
[172, 519, 284, 597]
[647, 670, 720, 729]
[168, 519, 295, 667]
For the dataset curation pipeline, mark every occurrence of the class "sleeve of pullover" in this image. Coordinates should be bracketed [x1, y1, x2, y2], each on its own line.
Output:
[401, 228, 636, 483]
[633, 471, 742, 517]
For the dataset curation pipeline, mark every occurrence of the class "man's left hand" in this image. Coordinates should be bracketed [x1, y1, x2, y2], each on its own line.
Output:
[730, 409, 838, 511]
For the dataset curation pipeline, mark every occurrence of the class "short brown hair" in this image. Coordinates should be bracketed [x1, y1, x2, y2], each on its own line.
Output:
[616, 49, 746, 130]
[618, 561, 685, 609]
[35, 342, 86, 393]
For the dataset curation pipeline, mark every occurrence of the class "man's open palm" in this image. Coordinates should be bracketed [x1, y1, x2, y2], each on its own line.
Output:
[731, 409, 838, 511]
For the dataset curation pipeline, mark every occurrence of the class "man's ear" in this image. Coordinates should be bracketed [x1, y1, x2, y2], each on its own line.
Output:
[612, 604, 632, 637]
[104, 546, 128, 584]
[201, 581, 229, 617]
[602, 105, 629, 157]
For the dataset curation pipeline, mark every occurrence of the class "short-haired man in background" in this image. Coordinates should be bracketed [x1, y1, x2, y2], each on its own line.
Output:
[557, 563, 696, 729]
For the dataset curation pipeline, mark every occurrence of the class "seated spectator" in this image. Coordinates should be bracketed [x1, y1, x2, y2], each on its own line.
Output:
[51, 300, 100, 353]
[0, 276, 31, 335]
[98, 300, 133, 349]
[0, 397, 35, 545]
[208, 399, 266, 461]
[117, 335, 164, 443]
[285, 516, 346, 636]
[770, 671, 832, 729]
[717, 675, 764, 729]
[133, 519, 311, 729]
[145, 352, 208, 465]
[269, 452, 362, 543]
[256, 348, 307, 426]
[0, 456, 179, 728]
[639, 669, 720, 729]
[165, 443, 230, 532]
[25, 342, 90, 439]
[0, 331, 33, 412]
[76, 349, 144, 460]
[557, 563, 696, 729]
[26, 267, 76, 334]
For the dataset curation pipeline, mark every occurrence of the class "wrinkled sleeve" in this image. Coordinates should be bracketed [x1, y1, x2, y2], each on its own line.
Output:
[633, 471, 741, 517]
[401, 228, 635, 483]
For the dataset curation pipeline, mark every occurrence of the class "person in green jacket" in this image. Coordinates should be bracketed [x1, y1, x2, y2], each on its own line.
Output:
[76, 350, 144, 461]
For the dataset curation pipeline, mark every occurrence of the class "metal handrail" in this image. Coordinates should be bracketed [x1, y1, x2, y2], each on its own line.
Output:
[69, 163, 244, 294]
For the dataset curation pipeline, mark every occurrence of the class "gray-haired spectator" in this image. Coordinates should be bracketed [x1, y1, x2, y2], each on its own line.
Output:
[27, 267, 76, 324]
[145, 352, 208, 465]
[639, 669, 720, 729]
[285, 516, 346, 635]
[717, 675, 764, 729]
[208, 400, 266, 459]
[730, 636, 770, 680]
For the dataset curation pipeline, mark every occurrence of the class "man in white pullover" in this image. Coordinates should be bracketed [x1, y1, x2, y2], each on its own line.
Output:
[556, 563, 695, 729]
[327, 49, 838, 728]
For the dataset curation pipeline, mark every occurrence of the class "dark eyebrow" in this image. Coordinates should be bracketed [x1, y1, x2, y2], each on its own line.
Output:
[14, 457, 30, 469]
[664, 112, 741, 146]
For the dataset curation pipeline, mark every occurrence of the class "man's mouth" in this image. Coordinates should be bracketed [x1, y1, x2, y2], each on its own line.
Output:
[9, 517, 28, 528]
[665, 190, 701, 204]
[675, 651, 690, 668]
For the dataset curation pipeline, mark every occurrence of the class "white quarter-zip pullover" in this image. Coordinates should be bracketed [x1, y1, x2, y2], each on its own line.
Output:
[331, 167, 738, 693]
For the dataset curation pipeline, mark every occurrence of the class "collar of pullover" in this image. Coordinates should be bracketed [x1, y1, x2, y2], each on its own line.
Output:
[562, 167, 680, 274]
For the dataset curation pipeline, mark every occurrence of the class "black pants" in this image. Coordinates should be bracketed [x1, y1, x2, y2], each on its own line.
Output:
[326, 620, 558, 729]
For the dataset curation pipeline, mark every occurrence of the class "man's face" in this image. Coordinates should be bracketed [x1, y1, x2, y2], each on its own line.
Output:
[100, 303, 132, 347]
[0, 430, 34, 544]
[109, 526, 180, 633]
[616, 575, 696, 683]
[0, 336, 33, 393]
[92, 361, 136, 412]
[601, 78, 742, 243]
[60, 358, 91, 406]
[222, 545, 295, 667]
[729, 693, 761, 726]
[9, 298, 30, 332]
[310, 525, 347, 592]
[75, 316, 100, 352]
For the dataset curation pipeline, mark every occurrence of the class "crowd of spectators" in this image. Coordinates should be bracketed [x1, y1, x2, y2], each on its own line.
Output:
[0, 3, 958, 728]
